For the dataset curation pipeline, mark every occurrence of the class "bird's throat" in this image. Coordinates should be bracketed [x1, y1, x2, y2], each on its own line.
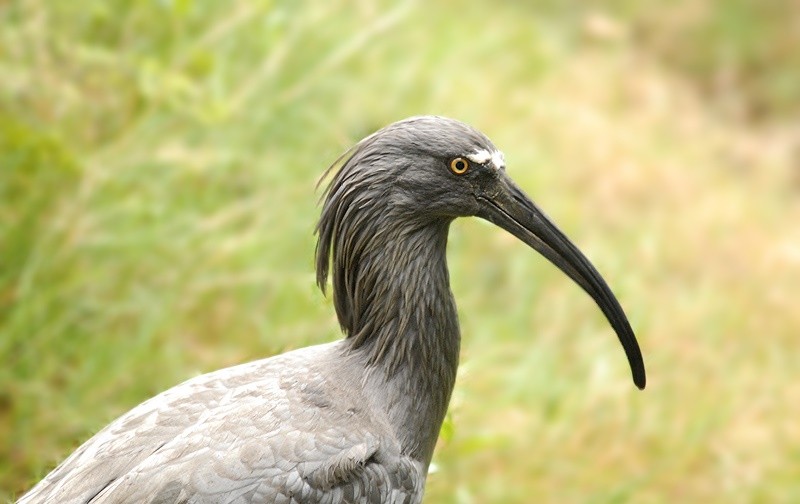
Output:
[343, 221, 461, 465]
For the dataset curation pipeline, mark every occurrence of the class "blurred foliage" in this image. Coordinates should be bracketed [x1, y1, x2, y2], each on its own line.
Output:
[544, 0, 800, 121]
[2, 0, 799, 502]
[630, 0, 800, 120]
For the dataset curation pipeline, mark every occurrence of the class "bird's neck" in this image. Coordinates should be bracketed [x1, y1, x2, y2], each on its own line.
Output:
[343, 221, 461, 466]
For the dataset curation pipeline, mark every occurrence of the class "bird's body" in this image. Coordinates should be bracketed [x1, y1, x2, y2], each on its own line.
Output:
[19, 116, 645, 504]
[22, 342, 432, 503]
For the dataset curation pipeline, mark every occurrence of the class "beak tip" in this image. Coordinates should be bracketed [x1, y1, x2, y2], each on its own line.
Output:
[633, 370, 646, 390]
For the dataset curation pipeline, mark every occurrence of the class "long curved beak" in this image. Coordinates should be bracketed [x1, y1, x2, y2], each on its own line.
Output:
[477, 173, 646, 389]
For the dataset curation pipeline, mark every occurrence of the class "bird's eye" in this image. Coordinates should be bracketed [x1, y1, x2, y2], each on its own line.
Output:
[449, 157, 469, 175]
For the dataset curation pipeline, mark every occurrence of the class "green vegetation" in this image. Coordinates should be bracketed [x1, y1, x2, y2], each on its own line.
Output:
[2, 1, 798, 501]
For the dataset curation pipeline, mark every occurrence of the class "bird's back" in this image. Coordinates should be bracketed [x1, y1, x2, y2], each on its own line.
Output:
[19, 342, 425, 504]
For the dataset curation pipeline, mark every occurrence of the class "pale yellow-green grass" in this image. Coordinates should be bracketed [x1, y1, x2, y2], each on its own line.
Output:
[2, 1, 798, 502]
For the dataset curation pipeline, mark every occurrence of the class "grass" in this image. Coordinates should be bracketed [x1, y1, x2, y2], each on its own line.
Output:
[2, 1, 799, 502]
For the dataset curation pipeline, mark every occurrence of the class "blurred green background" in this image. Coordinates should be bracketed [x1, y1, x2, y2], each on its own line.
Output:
[2, 0, 799, 502]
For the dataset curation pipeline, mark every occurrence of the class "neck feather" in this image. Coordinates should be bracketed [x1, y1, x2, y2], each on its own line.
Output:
[343, 223, 459, 371]
[317, 198, 461, 462]
[346, 222, 461, 464]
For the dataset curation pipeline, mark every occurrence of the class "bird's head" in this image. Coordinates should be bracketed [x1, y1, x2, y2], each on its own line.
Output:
[317, 116, 646, 389]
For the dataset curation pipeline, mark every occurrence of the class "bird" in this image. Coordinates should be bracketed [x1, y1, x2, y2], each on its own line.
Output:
[19, 115, 646, 504]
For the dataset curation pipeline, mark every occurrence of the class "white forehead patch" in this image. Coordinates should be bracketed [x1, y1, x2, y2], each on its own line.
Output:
[466, 149, 505, 170]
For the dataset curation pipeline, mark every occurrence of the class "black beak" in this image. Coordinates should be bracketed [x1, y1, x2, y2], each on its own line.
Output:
[477, 173, 646, 389]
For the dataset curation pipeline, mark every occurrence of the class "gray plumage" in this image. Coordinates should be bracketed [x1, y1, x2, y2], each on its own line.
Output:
[19, 116, 645, 504]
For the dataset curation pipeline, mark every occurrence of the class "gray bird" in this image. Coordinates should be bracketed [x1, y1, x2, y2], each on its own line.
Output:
[19, 116, 645, 504]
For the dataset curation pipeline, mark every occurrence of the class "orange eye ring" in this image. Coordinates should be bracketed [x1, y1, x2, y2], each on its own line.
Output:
[449, 157, 469, 174]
